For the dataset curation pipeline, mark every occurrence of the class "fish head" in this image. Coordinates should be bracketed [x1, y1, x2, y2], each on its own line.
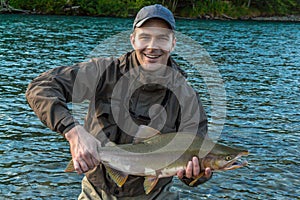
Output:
[201, 145, 249, 171]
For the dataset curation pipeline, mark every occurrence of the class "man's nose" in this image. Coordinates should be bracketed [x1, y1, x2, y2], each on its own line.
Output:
[147, 38, 159, 49]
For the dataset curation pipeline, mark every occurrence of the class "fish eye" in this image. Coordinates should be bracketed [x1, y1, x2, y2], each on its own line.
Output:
[225, 156, 232, 161]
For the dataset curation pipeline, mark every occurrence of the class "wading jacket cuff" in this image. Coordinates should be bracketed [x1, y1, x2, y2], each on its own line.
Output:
[179, 173, 213, 187]
[57, 116, 80, 136]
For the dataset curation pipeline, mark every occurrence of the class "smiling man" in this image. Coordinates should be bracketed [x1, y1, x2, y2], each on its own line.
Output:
[26, 4, 212, 200]
[131, 18, 176, 71]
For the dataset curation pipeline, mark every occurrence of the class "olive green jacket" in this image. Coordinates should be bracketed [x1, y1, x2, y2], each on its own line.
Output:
[26, 51, 208, 197]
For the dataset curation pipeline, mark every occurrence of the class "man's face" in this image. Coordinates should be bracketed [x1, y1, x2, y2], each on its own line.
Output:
[130, 19, 176, 71]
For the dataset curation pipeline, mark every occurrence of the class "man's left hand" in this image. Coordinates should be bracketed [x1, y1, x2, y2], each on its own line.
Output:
[177, 156, 212, 185]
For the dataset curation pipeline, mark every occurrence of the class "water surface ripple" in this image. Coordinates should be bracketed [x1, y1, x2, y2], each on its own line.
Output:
[0, 14, 299, 199]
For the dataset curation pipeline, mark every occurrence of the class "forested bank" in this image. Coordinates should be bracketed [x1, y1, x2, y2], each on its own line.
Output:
[1, 0, 300, 20]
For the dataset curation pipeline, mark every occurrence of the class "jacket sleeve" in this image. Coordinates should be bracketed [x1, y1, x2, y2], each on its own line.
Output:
[177, 93, 211, 187]
[25, 58, 113, 135]
[195, 94, 208, 137]
[175, 84, 208, 137]
[173, 66, 210, 186]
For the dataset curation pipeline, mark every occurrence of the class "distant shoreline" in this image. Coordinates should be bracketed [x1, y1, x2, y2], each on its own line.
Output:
[1, 0, 299, 23]
[1, 11, 300, 22]
[176, 14, 300, 22]
[249, 15, 300, 22]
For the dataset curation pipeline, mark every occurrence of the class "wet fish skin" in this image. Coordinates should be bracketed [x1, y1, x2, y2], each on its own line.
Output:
[65, 132, 249, 194]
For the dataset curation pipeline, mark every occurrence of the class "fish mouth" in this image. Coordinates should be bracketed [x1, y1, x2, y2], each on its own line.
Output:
[223, 151, 249, 171]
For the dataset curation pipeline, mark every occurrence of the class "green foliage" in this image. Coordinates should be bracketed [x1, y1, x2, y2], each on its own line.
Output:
[6, 0, 300, 17]
[9, 0, 67, 14]
[242, 0, 299, 15]
[71, 0, 159, 17]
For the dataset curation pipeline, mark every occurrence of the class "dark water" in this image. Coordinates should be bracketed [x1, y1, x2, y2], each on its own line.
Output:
[0, 14, 299, 199]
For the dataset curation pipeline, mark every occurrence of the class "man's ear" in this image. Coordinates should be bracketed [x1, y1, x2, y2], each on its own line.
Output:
[170, 37, 176, 52]
[130, 33, 135, 49]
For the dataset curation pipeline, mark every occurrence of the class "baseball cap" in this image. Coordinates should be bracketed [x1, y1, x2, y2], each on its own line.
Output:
[133, 4, 176, 30]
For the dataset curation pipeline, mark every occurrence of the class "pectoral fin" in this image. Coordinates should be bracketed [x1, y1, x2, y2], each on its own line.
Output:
[189, 172, 205, 186]
[144, 176, 159, 194]
[106, 166, 128, 187]
[65, 159, 75, 172]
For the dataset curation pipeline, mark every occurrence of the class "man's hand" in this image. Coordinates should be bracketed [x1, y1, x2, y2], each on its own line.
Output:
[65, 125, 101, 174]
[177, 156, 212, 186]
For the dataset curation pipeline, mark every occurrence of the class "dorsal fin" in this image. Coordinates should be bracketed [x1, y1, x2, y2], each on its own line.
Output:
[133, 125, 160, 144]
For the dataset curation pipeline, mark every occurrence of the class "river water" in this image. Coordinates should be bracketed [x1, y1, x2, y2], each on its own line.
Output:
[0, 14, 299, 199]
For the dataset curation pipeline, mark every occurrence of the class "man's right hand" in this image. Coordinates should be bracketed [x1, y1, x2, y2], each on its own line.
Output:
[65, 125, 101, 174]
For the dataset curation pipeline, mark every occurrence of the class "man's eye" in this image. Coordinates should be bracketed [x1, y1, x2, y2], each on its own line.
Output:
[139, 36, 150, 40]
[159, 37, 169, 41]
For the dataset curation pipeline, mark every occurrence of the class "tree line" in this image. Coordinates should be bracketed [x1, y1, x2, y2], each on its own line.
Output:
[4, 0, 300, 18]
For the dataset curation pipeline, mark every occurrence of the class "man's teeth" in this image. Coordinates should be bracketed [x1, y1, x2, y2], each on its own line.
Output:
[145, 54, 160, 58]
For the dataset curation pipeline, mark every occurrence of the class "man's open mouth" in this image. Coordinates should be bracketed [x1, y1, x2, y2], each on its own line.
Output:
[144, 54, 161, 59]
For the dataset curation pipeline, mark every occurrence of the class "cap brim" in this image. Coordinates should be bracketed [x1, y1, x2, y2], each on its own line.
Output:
[135, 17, 151, 28]
[134, 16, 174, 29]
